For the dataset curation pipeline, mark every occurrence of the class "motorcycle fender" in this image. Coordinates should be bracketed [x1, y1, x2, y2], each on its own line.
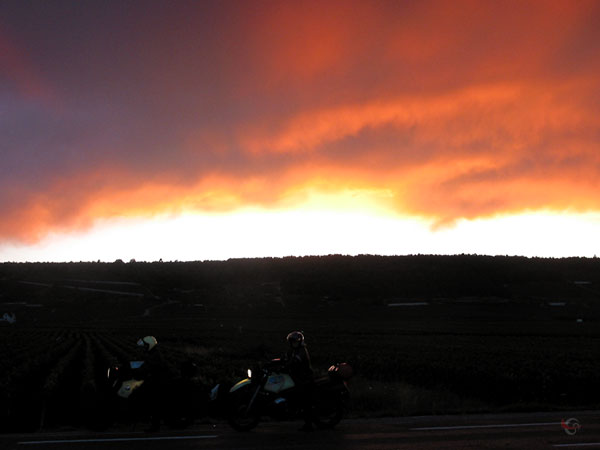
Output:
[117, 379, 144, 398]
[229, 378, 251, 393]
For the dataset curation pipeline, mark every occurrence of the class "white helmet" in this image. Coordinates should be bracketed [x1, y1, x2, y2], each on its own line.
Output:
[137, 336, 158, 351]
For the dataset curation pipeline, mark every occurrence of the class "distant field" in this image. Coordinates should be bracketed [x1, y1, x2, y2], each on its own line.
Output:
[1, 255, 599, 431]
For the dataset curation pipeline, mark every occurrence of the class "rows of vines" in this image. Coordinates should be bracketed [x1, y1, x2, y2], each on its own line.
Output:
[0, 329, 211, 432]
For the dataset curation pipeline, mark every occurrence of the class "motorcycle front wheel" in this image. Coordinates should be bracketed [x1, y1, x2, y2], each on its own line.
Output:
[227, 388, 260, 432]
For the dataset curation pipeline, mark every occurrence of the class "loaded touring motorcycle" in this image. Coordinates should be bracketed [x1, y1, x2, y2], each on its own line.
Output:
[225, 360, 353, 431]
[97, 359, 205, 430]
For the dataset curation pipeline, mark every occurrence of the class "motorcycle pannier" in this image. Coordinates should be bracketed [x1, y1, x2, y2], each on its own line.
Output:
[328, 363, 354, 380]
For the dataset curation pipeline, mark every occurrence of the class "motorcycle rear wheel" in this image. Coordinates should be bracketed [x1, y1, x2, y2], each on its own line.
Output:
[312, 395, 343, 429]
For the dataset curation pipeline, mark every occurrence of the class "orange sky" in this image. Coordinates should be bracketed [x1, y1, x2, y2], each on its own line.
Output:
[1, 0, 599, 259]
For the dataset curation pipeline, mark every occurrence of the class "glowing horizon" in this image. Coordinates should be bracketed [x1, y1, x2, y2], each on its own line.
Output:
[2, 205, 599, 263]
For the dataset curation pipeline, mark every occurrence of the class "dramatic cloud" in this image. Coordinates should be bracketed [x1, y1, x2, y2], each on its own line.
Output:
[1, 0, 599, 243]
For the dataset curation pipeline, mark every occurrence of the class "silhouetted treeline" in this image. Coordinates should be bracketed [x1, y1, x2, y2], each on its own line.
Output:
[2, 255, 600, 301]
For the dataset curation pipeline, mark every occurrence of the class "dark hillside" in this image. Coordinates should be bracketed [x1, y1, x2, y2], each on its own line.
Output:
[3, 255, 600, 305]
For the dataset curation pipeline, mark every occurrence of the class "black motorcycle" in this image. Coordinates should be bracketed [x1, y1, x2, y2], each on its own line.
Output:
[96, 360, 205, 430]
[226, 360, 353, 431]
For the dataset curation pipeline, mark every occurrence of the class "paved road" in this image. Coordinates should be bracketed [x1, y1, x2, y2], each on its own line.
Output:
[1, 410, 598, 450]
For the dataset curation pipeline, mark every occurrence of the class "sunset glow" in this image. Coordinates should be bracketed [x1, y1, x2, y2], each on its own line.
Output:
[1, 0, 599, 261]
[2, 206, 599, 262]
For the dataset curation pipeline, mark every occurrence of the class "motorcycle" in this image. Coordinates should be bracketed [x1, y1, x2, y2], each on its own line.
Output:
[225, 360, 353, 431]
[97, 359, 206, 430]
[107, 360, 147, 400]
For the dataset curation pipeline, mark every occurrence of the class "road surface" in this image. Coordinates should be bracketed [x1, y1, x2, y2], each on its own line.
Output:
[1, 410, 598, 450]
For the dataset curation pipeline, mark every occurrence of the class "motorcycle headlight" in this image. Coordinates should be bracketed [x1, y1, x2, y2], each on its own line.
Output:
[247, 369, 252, 378]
